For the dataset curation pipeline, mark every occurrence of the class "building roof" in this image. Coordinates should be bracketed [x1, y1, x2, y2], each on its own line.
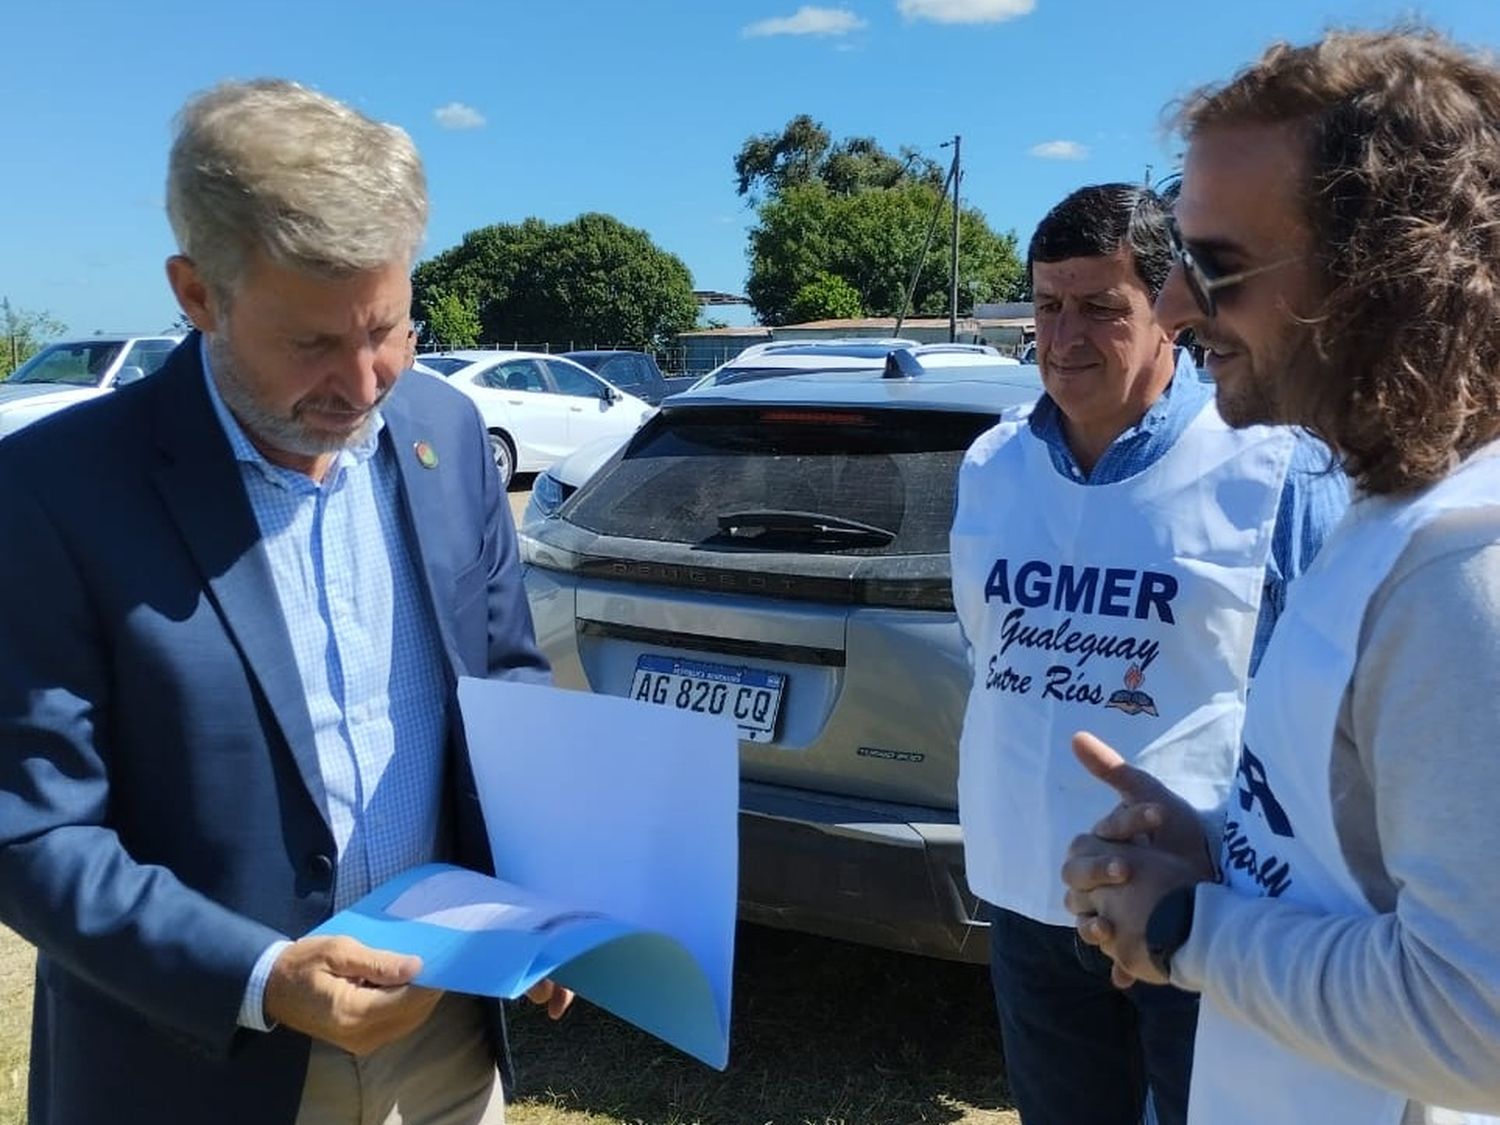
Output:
[677, 326, 775, 339]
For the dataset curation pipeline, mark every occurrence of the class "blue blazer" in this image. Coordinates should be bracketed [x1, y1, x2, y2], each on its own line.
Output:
[0, 336, 550, 1124]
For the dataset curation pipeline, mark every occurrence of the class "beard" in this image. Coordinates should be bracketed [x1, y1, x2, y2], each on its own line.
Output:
[1212, 362, 1277, 428]
[208, 333, 384, 458]
[1204, 324, 1321, 430]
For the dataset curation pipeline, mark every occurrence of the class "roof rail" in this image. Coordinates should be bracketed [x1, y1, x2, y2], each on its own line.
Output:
[911, 342, 1000, 357]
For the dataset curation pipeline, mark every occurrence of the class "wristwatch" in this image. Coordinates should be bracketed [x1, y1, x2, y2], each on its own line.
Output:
[1145, 884, 1198, 978]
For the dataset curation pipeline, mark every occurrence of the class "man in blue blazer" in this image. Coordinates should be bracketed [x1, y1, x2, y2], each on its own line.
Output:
[0, 79, 565, 1124]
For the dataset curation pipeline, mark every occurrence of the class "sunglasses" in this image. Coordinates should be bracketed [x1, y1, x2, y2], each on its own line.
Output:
[1166, 217, 1300, 317]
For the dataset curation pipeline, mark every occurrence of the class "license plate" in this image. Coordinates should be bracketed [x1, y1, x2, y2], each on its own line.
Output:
[630, 654, 786, 743]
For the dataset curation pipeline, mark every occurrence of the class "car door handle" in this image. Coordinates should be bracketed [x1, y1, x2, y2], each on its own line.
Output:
[506, 398, 525, 405]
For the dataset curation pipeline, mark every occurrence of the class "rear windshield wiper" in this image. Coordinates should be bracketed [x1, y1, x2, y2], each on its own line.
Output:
[716, 509, 896, 547]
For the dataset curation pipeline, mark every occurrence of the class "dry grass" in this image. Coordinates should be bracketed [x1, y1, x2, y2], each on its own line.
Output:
[506, 924, 1017, 1125]
[0, 923, 1015, 1125]
[0, 927, 34, 1125]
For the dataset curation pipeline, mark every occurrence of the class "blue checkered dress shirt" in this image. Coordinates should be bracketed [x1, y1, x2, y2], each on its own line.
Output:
[199, 345, 450, 1029]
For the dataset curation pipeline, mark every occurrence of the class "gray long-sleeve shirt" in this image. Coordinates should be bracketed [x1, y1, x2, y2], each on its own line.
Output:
[1174, 505, 1500, 1123]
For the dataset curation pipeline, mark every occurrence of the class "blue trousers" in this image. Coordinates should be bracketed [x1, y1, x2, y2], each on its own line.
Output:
[987, 905, 1199, 1125]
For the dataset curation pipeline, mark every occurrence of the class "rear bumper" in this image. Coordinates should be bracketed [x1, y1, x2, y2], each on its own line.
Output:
[738, 780, 988, 963]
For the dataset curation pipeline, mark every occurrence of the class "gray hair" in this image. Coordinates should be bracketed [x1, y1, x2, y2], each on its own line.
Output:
[166, 78, 427, 297]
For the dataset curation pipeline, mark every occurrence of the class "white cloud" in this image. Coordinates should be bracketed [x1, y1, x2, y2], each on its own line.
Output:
[1029, 140, 1088, 161]
[743, 6, 867, 37]
[897, 0, 1034, 24]
[433, 102, 485, 130]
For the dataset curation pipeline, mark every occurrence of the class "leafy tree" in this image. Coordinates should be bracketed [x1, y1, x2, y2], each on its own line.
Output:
[734, 114, 830, 199]
[421, 290, 481, 348]
[822, 137, 944, 196]
[746, 181, 1024, 326]
[1, 300, 66, 378]
[734, 116, 943, 201]
[735, 118, 1021, 325]
[413, 213, 697, 350]
[788, 271, 864, 323]
[732, 117, 942, 202]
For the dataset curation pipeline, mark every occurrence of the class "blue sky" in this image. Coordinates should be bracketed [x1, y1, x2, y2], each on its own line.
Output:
[4, 0, 1499, 336]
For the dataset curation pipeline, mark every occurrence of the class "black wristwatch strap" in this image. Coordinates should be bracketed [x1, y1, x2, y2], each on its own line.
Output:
[1145, 883, 1198, 978]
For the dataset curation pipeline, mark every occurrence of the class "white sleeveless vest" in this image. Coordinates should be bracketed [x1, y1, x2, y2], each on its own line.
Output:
[952, 401, 1292, 924]
[1189, 448, 1500, 1125]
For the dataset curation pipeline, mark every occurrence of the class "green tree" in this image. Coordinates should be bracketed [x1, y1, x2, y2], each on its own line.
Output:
[1, 300, 66, 378]
[745, 181, 1024, 326]
[733, 116, 943, 200]
[421, 289, 481, 348]
[413, 213, 698, 350]
[787, 271, 864, 322]
[735, 119, 1022, 326]
[734, 114, 831, 199]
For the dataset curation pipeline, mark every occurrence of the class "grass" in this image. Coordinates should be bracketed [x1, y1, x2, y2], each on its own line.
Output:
[0, 923, 1015, 1125]
[0, 928, 32, 1125]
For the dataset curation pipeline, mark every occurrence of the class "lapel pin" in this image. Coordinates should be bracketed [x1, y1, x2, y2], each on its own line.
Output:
[414, 440, 439, 469]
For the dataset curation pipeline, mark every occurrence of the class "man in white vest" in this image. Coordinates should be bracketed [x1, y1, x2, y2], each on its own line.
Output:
[1061, 27, 1500, 1125]
[951, 184, 1346, 1125]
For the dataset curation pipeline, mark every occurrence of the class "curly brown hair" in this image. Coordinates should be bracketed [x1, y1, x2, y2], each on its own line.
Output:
[1176, 27, 1500, 494]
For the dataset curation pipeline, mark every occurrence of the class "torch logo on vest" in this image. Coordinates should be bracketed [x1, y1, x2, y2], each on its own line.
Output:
[1105, 663, 1158, 716]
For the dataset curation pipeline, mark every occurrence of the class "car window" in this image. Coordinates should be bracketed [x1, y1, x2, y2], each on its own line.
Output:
[121, 339, 177, 377]
[417, 356, 470, 376]
[544, 359, 604, 398]
[565, 406, 999, 556]
[602, 357, 646, 391]
[7, 341, 125, 387]
[486, 360, 548, 393]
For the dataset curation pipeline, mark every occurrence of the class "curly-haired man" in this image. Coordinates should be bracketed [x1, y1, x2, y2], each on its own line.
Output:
[1063, 28, 1500, 1125]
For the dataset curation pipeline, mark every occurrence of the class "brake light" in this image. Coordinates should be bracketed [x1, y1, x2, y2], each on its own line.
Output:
[757, 410, 874, 426]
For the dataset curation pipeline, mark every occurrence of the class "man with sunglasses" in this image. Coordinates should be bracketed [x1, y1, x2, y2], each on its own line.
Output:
[950, 182, 1346, 1125]
[1062, 28, 1500, 1125]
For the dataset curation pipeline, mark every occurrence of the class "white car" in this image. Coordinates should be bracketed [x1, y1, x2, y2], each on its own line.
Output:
[690, 338, 1017, 391]
[416, 350, 653, 487]
[0, 334, 183, 439]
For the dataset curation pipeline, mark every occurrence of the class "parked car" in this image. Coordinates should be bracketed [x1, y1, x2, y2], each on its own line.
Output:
[0, 333, 183, 439]
[416, 349, 653, 487]
[520, 348, 1043, 961]
[690, 337, 1018, 392]
[561, 349, 698, 406]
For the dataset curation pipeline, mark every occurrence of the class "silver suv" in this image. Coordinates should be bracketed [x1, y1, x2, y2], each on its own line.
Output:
[521, 349, 1042, 961]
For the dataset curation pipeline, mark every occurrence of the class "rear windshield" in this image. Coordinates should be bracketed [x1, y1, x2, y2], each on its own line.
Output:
[564, 406, 999, 556]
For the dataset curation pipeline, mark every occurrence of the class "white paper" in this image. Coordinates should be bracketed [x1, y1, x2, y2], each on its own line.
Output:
[315, 678, 741, 1068]
[462, 676, 739, 1062]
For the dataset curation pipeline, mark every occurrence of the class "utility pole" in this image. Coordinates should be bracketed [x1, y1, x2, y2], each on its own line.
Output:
[942, 135, 962, 342]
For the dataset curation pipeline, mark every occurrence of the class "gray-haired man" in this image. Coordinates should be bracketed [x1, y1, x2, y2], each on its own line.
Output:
[0, 79, 567, 1125]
